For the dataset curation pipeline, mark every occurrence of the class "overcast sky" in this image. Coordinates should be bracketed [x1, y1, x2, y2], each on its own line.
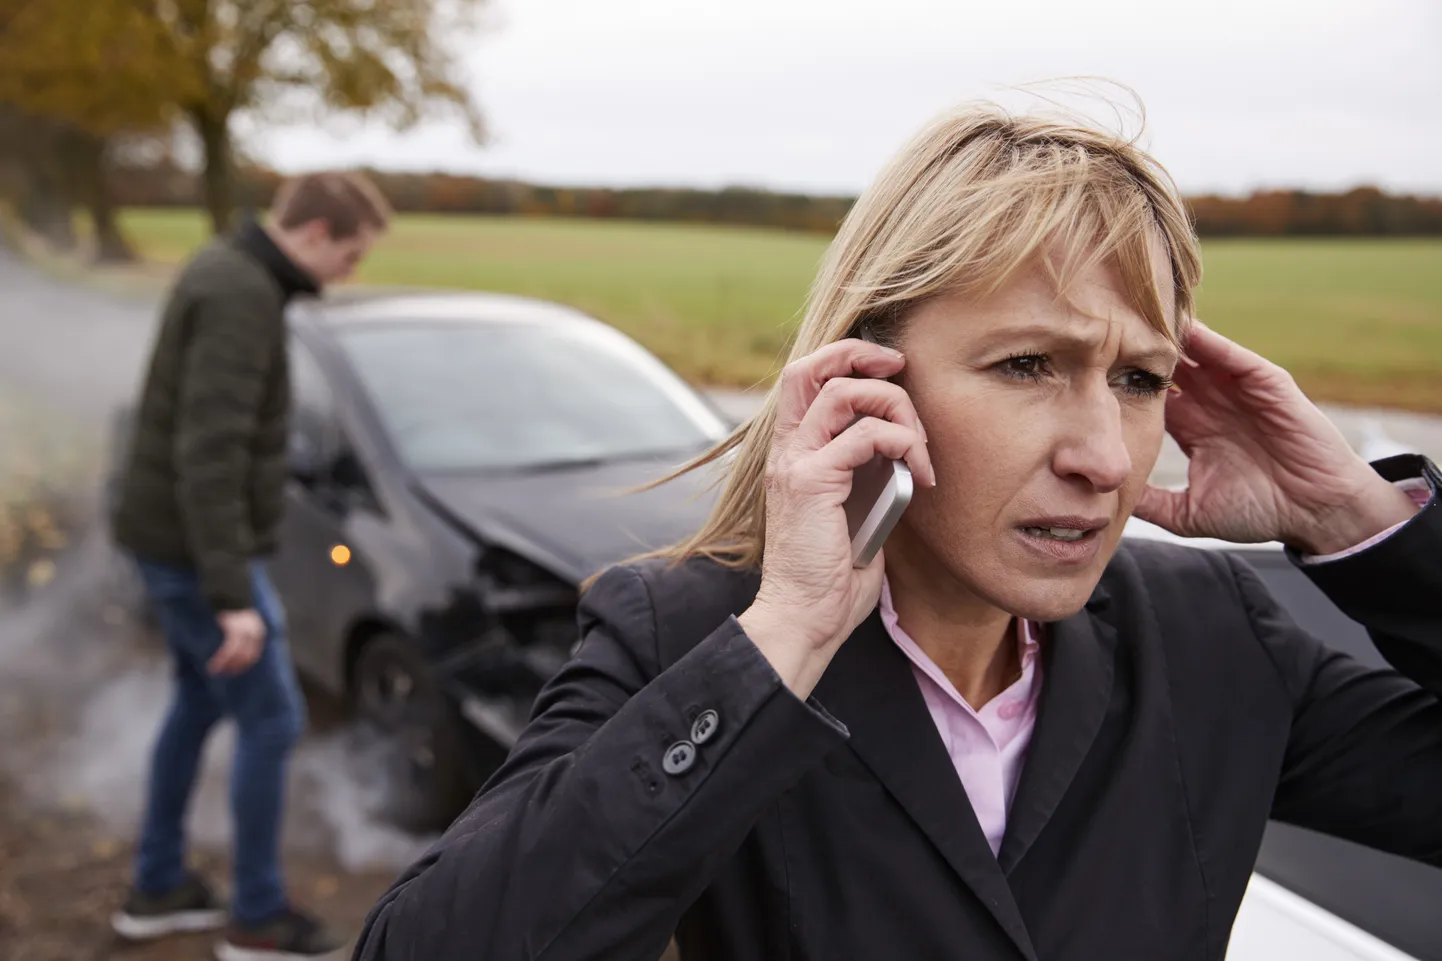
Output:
[242, 0, 1442, 197]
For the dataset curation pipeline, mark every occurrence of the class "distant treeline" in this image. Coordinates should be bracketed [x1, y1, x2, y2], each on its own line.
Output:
[110, 161, 1442, 237]
[1186, 187, 1442, 237]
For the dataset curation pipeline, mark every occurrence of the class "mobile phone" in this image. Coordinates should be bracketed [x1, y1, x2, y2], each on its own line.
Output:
[843, 326, 914, 568]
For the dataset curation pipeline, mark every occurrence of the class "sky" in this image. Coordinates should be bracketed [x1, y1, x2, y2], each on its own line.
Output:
[241, 0, 1442, 198]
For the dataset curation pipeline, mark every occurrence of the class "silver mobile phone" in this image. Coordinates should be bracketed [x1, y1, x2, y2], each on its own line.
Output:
[843, 326, 914, 567]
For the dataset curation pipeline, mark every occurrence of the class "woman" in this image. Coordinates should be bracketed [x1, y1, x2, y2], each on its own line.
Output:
[352, 104, 1440, 961]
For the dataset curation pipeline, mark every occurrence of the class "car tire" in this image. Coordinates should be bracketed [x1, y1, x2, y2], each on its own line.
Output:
[351, 632, 473, 833]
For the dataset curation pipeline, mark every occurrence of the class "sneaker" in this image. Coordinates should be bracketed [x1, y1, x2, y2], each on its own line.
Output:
[111, 874, 228, 940]
[214, 906, 348, 960]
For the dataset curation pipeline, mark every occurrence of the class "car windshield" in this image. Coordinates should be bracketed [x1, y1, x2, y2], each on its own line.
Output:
[336, 319, 722, 473]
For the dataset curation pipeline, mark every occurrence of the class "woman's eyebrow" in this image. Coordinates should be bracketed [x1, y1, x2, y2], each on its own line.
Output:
[976, 323, 1180, 368]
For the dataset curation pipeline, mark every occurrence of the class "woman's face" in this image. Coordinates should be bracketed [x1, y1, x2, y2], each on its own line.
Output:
[889, 250, 1180, 622]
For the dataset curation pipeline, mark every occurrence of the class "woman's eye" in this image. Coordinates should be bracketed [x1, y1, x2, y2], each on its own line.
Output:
[998, 354, 1050, 380]
[1116, 369, 1173, 397]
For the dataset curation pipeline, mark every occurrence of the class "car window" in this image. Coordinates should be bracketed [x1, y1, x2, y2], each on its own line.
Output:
[1235, 549, 1442, 961]
[335, 320, 721, 473]
[289, 337, 339, 455]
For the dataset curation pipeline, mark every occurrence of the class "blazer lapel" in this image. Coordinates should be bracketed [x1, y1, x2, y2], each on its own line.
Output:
[814, 612, 1040, 961]
[998, 591, 1118, 875]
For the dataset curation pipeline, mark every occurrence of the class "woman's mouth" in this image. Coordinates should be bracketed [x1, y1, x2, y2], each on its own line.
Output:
[1014, 516, 1109, 563]
[1020, 526, 1089, 542]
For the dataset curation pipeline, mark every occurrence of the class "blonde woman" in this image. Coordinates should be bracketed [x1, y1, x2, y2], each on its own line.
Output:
[353, 104, 1439, 961]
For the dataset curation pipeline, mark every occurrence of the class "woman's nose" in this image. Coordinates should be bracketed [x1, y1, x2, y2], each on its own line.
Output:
[1052, 389, 1133, 493]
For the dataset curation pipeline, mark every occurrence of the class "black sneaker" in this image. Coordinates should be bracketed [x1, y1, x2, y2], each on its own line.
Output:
[111, 874, 227, 940]
[215, 906, 348, 960]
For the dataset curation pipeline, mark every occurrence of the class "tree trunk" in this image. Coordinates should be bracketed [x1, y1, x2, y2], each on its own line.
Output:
[90, 194, 134, 263]
[2, 110, 75, 250]
[18, 183, 75, 251]
[75, 135, 136, 264]
[194, 109, 234, 235]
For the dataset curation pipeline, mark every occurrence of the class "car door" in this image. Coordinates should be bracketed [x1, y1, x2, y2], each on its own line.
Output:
[271, 334, 363, 692]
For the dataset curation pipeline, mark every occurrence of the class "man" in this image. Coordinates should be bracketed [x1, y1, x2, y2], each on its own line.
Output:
[109, 172, 389, 960]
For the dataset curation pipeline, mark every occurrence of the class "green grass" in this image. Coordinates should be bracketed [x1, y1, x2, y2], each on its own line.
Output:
[1193, 239, 1442, 411]
[115, 209, 1442, 410]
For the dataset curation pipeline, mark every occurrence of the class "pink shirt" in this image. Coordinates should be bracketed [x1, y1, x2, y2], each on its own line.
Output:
[878, 578, 1042, 856]
[877, 477, 1431, 858]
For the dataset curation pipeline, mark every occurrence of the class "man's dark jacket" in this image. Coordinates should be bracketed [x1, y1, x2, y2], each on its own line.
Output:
[112, 221, 316, 611]
[351, 456, 1442, 961]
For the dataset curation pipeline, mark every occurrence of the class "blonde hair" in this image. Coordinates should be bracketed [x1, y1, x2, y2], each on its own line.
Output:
[597, 98, 1202, 584]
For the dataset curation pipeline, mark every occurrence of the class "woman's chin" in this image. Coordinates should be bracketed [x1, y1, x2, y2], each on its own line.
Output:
[978, 562, 1108, 623]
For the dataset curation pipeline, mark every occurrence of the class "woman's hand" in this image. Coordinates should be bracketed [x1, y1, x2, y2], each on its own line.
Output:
[1133, 322, 1419, 555]
[738, 339, 935, 698]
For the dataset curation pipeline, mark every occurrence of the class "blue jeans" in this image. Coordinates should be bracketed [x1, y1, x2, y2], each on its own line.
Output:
[130, 557, 306, 925]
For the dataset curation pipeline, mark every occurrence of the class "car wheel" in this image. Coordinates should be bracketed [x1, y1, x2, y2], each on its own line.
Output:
[351, 633, 472, 833]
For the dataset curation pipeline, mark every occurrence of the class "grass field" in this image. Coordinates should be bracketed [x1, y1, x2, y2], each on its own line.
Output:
[115, 209, 1442, 411]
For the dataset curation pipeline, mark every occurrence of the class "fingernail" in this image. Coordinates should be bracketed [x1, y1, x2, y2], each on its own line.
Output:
[883, 346, 903, 359]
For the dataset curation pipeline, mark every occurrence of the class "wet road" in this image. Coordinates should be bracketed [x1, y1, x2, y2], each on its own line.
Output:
[0, 250, 157, 429]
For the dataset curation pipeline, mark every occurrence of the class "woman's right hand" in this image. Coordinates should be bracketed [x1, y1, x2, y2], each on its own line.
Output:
[738, 338, 935, 698]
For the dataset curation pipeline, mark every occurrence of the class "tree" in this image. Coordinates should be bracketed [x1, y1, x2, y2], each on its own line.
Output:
[1, 0, 487, 239]
[0, 0, 192, 260]
[152, 0, 488, 233]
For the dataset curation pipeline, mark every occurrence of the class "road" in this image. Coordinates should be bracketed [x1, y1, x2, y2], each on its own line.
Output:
[0, 251, 157, 427]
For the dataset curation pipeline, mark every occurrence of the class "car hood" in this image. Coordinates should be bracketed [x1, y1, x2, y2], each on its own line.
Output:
[415, 454, 721, 584]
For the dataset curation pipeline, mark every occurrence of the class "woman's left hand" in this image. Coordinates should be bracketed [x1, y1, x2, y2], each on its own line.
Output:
[1132, 322, 1419, 555]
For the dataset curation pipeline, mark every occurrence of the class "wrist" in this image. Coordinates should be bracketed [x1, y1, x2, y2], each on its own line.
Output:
[1289, 473, 1421, 556]
[737, 601, 843, 700]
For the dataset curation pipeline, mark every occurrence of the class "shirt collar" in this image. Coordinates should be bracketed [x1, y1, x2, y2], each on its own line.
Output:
[878, 575, 1041, 713]
[233, 217, 321, 302]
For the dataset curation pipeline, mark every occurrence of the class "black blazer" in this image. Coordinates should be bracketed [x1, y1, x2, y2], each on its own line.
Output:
[352, 455, 1442, 961]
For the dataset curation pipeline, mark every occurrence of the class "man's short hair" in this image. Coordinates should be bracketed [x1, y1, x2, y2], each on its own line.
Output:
[270, 171, 391, 239]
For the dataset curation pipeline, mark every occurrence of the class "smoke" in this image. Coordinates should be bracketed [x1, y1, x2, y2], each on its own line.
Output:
[291, 728, 440, 872]
[0, 520, 435, 874]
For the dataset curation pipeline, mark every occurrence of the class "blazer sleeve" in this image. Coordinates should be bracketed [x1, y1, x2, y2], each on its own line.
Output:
[1231, 455, 1442, 866]
[350, 563, 848, 961]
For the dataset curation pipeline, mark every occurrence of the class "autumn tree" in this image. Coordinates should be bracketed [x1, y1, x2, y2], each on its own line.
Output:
[0, 0, 194, 260]
[1, 0, 486, 240]
[150, 0, 488, 233]
[0, 0, 192, 144]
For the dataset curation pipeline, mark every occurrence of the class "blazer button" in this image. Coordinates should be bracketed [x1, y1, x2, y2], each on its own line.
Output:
[662, 740, 697, 775]
[690, 709, 720, 745]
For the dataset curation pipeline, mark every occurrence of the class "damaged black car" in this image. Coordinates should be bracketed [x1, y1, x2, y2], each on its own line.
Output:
[111, 290, 732, 831]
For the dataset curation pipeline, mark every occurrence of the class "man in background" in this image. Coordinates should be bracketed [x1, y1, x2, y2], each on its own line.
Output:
[109, 172, 390, 960]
